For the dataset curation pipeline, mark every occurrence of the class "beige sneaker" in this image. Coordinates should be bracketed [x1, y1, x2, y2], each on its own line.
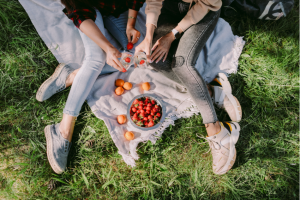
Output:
[206, 122, 240, 175]
[210, 73, 242, 122]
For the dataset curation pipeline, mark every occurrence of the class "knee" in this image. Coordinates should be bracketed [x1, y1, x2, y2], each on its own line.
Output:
[172, 56, 186, 70]
[84, 50, 106, 66]
[172, 54, 197, 71]
[82, 54, 106, 72]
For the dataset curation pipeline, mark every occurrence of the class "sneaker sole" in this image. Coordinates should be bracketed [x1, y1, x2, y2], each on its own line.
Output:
[45, 125, 64, 174]
[217, 73, 232, 94]
[217, 73, 242, 122]
[216, 122, 240, 175]
[216, 148, 237, 175]
[36, 63, 66, 102]
[224, 95, 242, 122]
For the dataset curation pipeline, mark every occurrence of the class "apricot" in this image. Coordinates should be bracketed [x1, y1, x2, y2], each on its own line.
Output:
[115, 79, 125, 87]
[117, 115, 127, 124]
[124, 131, 135, 140]
[123, 82, 132, 90]
[115, 87, 124, 95]
[142, 82, 151, 91]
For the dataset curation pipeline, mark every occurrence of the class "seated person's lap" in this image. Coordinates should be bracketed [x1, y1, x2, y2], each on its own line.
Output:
[78, 10, 130, 76]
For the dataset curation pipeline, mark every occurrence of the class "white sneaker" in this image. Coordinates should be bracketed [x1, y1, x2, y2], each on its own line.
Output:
[210, 73, 242, 122]
[206, 122, 240, 175]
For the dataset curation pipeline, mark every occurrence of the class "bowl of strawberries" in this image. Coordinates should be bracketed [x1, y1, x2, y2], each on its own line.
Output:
[127, 94, 166, 130]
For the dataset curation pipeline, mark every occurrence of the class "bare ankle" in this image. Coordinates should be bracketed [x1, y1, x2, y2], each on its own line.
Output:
[65, 69, 79, 87]
[59, 114, 76, 142]
[59, 125, 71, 140]
[206, 122, 221, 137]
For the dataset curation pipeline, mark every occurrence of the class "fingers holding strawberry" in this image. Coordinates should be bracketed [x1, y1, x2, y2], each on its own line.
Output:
[126, 26, 141, 44]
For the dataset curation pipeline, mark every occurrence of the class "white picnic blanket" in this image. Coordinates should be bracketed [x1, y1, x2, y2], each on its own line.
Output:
[19, 0, 245, 166]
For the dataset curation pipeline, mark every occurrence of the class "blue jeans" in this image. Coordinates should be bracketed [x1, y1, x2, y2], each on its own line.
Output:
[63, 11, 127, 116]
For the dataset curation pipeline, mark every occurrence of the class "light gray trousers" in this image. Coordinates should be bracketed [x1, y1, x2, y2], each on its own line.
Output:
[150, 0, 220, 124]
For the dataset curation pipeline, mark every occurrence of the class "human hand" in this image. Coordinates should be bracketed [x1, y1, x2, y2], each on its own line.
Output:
[150, 32, 175, 63]
[126, 26, 141, 44]
[105, 47, 126, 72]
[134, 38, 152, 67]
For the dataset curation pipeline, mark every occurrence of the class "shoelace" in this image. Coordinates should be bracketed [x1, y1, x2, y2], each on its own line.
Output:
[196, 134, 213, 155]
[196, 133, 222, 155]
[64, 141, 72, 153]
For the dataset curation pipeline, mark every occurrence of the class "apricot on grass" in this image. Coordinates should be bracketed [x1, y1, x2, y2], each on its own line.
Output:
[115, 87, 124, 95]
[115, 79, 125, 87]
[123, 82, 132, 90]
[117, 115, 127, 124]
[124, 131, 135, 140]
[142, 82, 151, 91]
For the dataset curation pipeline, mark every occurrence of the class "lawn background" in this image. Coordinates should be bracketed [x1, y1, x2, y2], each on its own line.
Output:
[0, 0, 299, 199]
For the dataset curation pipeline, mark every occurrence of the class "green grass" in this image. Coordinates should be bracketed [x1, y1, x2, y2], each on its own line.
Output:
[0, 0, 299, 199]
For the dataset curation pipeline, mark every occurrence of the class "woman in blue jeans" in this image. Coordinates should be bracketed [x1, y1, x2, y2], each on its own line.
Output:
[36, 0, 145, 174]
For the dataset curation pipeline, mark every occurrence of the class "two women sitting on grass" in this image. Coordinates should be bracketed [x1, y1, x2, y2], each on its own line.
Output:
[36, 0, 242, 175]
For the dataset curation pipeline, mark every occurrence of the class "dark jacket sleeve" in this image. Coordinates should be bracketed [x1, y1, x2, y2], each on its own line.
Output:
[63, 6, 97, 29]
[127, 0, 145, 11]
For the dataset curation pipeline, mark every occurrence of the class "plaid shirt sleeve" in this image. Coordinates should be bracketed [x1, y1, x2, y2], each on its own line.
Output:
[127, 0, 145, 11]
[63, 7, 97, 29]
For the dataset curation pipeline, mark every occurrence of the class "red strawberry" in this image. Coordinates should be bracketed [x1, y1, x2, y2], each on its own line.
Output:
[156, 113, 161, 117]
[139, 101, 143, 105]
[148, 120, 154, 127]
[154, 116, 158, 120]
[133, 99, 139, 104]
[148, 115, 153, 120]
[152, 108, 158, 113]
[139, 113, 145, 118]
[146, 107, 151, 111]
[140, 109, 145, 114]
[151, 112, 155, 116]
[138, 105, 143, 110]
[143, 106, 147, 110]
[136, 110, 140, 114]
[146, 111, 150, 115]
[137, 120, 143, 126]
[144, 121, 148, 126]
[140, 60, 145, 65]
[133, 113, 138, 118]
[143, 116, 148, 121]
[147, 103, 152, 107]
[132, 107, 137, 112]
[125, 57, 131, 63]
[151, 100, 156, 105]
[155, 105, 159, 108]
[127, 42, 133, 50]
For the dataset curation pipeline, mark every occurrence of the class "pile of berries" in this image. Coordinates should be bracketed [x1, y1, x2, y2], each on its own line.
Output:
[130, 97, 162, 127]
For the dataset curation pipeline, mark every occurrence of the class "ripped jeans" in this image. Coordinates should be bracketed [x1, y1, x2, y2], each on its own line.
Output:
[150, 0, 220, 124]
